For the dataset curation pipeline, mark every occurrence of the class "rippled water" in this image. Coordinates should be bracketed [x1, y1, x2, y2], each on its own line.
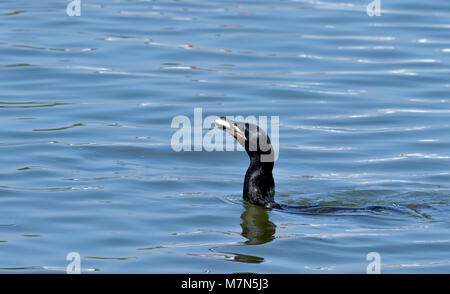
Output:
[0, 0, 449, 273]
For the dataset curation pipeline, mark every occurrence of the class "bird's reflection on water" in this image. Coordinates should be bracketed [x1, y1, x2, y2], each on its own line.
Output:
[240, 203, 276, 245]
[206, 203, 276, 264]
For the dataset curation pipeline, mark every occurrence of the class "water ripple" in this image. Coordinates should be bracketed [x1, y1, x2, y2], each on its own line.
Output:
[357, 153, 450, 163]
[32, 123, 85, 132]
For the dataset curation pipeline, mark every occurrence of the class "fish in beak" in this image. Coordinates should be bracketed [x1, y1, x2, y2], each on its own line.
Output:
[214, 117, 247, 147]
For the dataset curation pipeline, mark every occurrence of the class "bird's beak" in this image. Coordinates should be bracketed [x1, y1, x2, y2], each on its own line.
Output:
[215, 117, 247, 147]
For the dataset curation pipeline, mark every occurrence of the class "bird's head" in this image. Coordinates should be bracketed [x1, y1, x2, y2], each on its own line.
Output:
[215, 116, 274, 163]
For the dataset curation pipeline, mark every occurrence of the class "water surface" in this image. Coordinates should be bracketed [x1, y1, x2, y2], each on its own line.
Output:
[0, 0, 449, 273]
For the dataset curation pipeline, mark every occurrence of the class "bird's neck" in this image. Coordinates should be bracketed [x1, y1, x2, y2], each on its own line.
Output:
[243, 155, 276, 208]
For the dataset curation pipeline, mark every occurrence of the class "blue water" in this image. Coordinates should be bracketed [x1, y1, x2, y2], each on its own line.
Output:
[0, 0, 449, 273]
